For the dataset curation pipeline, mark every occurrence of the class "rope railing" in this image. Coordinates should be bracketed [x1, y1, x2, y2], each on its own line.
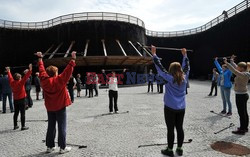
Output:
[0, 0, 249, 37]
[146, 0, 249, 37]
[0, 12, 145, 30]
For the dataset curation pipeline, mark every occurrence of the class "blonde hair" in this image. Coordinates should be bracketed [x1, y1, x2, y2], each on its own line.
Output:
[169, 62, 184, 86]
[46, 66, 58, 77]
[237, 62, 247, 71]
[247, 62, 250, 72]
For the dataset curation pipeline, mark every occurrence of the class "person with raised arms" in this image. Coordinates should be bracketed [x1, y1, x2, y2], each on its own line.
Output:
[36, 51, 76, 154]
[152, 46, 190, 156]
[6, 64, 32, 131]
[214, 57, 233, 116]
[223, 55, 250, 135]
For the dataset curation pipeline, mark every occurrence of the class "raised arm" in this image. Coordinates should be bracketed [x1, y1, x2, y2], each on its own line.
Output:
[214, 58, 223, 74]
[151, 45, 172, 82]
[6, 67, 14, 85]
[181, 48, 190, 78]
[20, 64, 32, 85]
[247, 62, 250, 72]
[223, 58, 246, 78]
[58, 51, 76, 85]
[229, 55, 237, 68]
[36, 52, 49, 80]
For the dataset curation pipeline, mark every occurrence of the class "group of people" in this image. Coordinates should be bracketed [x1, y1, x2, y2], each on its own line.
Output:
[147, 69, 165, 93]
[66, 71, 103, 101]
[1, 51, 120, 154]
[208, 55, 250, 135]
[62, 71, 100, 102]
[208, 56, 250, 134]
[67, 71, 101, 100]
[1, 46, 249, 156]
[85, 72, 99, 98]
[153, 46, 249, 156]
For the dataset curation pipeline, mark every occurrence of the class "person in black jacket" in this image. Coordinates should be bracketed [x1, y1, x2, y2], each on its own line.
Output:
[222, 10, 228, 20]
[101, 69, 107, 86]
[156, 73, 165, 93]
[122, 68, 127, 85]
[88, 73, 94, 98]
[34, 72, 41, 100]
[67, 75, 76, 103]
[147, 69, 154, 92]
[24, 69, 33, 108]
[85, 74, 89, 97]
[208, 68, 219, 96]
[76, 74, 82, 97]
[0, 72, 14, 113]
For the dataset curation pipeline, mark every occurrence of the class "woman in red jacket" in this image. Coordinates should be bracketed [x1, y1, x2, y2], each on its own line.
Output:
[6, 64, 32, 131]
[36, 51, 76, 154]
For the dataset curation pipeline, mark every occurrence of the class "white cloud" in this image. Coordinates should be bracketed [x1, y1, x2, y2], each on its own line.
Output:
[0, 0, 244, 31]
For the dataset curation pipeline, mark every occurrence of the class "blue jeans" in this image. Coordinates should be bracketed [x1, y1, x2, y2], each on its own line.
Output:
[2, 93, 14, 112]
[46, 107, 67, 149]
[220, 86, 232, 113]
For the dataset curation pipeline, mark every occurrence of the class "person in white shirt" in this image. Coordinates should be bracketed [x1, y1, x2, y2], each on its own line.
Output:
[108, 71, 118, 114]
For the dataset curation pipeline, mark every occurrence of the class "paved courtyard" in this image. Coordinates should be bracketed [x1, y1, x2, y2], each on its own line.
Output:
[0, 80, 250, 157]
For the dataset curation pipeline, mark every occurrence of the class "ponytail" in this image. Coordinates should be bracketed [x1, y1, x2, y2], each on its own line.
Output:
[169, 62, 184, 86]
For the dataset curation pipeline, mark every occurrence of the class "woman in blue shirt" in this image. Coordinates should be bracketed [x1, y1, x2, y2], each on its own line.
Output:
[214, 58, 232, 115]
[152, 46, 190, 157]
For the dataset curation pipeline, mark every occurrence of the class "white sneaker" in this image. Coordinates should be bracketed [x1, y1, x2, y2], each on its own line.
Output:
[110, 112, 114, 114]
[46, 147, 56, 153]
[59, 146, 71, 154]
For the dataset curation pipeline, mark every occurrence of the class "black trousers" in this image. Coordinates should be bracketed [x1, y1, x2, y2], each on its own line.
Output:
[148, 81, 153, 92]
[35, 86, 41, 100]
[13, 98, 26, 127]
[46, 107, 67, 149]
[68, 88, 74, 102]
[109, 90, 118, 112]
[157, 84, 164, 93]
[94, 84, 98, 96]
[26, 89, 33, 107]
[164, 106, 185, 149]
[160, 84, 164, 93]
[85, 84, 89, 96]
[236, 94, 249, 130]
[209, 81, 217, 95]
[0, 91, 2, 101]
[88, 85, 93, 97]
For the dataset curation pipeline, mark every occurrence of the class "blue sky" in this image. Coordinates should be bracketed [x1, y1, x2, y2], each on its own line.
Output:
[0, 0, 244, 31]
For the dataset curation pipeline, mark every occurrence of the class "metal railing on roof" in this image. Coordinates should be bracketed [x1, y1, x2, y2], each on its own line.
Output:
[0, 12, 145, 30]
[146, 0, 249, 37]
[0, 0, 249, 37]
